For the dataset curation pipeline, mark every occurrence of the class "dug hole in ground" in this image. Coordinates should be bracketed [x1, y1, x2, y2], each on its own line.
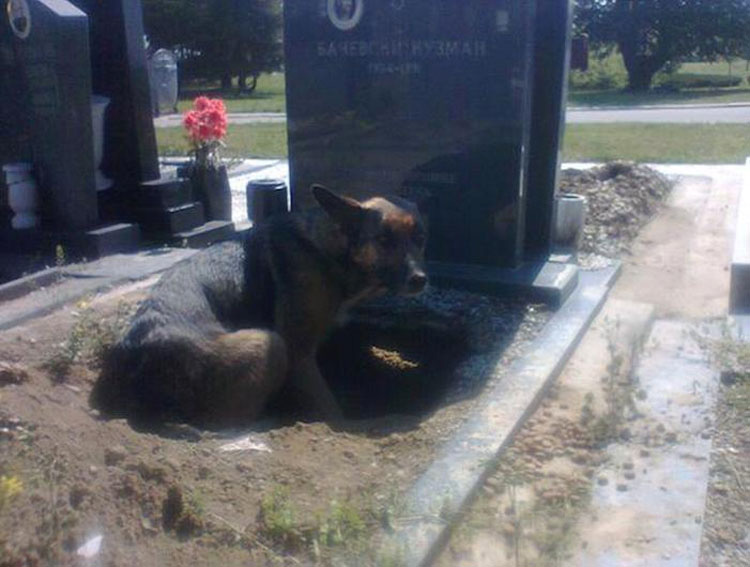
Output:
[0, 162, 746, 566]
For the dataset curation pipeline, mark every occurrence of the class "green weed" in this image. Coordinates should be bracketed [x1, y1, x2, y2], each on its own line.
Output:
[43, 300, 135, 381]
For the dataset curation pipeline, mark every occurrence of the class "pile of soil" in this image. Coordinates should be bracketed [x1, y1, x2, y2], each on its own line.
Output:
[560, 161, 673, 260]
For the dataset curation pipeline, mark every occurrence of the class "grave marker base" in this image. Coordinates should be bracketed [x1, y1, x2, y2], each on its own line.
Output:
[428, 261, 579, 307]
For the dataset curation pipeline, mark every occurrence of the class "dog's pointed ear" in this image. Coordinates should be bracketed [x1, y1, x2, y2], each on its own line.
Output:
[312, 184, 365, 230]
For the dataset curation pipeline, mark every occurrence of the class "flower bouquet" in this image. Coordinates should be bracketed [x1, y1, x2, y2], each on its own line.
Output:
[181, 96, 232, 221]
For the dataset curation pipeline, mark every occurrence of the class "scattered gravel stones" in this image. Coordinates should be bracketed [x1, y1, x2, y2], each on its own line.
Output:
[560, 161, 673, 262]
[354, 287, 551, 398]
[104, 445, 128, 467]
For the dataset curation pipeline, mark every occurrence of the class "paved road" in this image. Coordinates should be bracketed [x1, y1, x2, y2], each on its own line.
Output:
[567, 103, 750, 124]
[154, 112, 286, 128]
[153, 103, 750, 127]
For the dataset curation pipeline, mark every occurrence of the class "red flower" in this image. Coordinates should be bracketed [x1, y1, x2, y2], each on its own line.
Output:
[183, 111, 198, 130]
[194, 96, 211, 112]
[198, 124, 212, 140]
[183, 97, 228, 142]
[182, 96, 228, 166]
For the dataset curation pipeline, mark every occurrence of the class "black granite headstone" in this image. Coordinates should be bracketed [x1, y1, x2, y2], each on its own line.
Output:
[70, 0, 160, 186]
[0, 0, 98, 230]
[284, 0, 537, 268]
[525, 0, 573, 261]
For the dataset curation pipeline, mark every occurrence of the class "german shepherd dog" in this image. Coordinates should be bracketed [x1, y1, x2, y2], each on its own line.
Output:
[91, 186, 427, 427]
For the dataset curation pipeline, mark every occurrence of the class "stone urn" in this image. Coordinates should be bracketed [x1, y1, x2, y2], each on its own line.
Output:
[187, 164, 233, 221]
[91, 95, 113, 191]
[246, 178, 288, 224]
[3, 163, 39, 229]
[553, 193, 587, 249]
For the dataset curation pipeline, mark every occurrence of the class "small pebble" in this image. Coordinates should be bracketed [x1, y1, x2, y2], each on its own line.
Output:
[616, 483, 628, 492]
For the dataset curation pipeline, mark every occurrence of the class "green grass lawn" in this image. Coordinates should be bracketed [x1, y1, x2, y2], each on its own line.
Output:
[156, 122, 288, 159]
[176, 73, 286, 113]
[157, 122, 749, 164]
[174, 62, 750, 114]
[680, 59, 750, 76]
[569, 52, 750, 107]
[568, 88, 750, 108]
[563, 123, 750, 164]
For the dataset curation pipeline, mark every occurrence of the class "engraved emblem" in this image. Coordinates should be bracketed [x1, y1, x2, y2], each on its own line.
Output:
[6, 0, 31, 40]
[327, 0, 363, 31]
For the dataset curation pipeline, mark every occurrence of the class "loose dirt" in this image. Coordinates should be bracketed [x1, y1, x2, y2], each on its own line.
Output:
[0, 273, 548, 566]
[560, 161, 673, 263]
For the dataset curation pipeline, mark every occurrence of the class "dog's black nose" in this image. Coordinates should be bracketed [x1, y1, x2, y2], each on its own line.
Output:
[407, 272, 428, 294]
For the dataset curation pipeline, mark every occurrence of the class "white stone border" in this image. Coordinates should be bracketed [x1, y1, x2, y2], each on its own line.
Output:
[729, 157, 750, 313]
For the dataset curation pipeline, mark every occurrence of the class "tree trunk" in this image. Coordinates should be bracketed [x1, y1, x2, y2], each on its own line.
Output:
[615, 0, 662, 91]
[623, 61, 659, 91]
[618, 30, 662, 91]
[221, 74, 232, 91]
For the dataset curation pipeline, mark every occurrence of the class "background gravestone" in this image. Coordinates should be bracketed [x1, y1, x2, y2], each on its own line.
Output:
[70, 0, 160, 187]
[70, 0, 226, 247]
[149, 48, 179, 116]
[284, 0, 537, 268]
[0, 0, 98, 230]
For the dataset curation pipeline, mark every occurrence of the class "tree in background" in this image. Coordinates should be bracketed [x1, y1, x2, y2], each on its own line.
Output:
[575, 0, 750, 91]
[143, 0, 283, 92]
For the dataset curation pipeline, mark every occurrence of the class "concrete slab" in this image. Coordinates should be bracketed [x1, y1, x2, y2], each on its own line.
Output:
[432, 297, 656, 567]
[729, 314, 750, 339]
[428, 260, 579, 307]
[383, 265, 620, 566]
[611, 169, 739, 320]
[0, 248, 196, 330]
[568, 320, 719, 567]
[0, 268, 63, 302]
[729, 158, 750, 314]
